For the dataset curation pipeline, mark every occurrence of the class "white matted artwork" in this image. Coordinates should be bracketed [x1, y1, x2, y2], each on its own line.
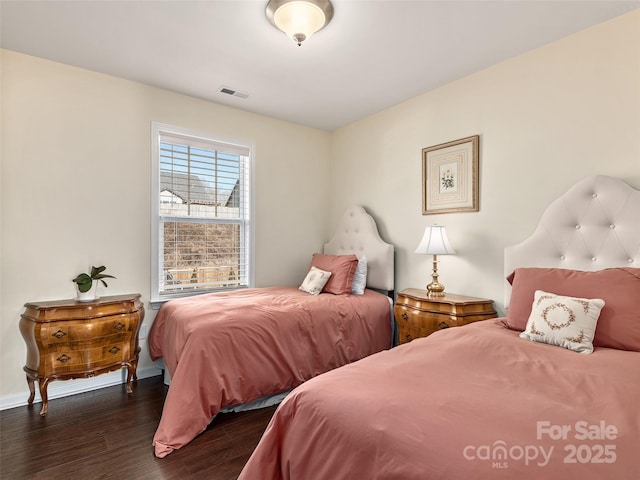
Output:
[421, 135, 479, 214]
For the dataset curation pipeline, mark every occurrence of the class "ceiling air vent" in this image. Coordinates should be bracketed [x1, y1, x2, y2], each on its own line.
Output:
[219, 86, 249, 99]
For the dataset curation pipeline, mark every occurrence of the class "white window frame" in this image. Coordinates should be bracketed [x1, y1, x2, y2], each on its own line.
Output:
[151, 122, 254, 306]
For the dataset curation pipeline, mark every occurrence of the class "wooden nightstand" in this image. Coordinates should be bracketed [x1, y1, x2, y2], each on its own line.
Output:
[394, 289, 496, 344]
[19, 294, 144, 415]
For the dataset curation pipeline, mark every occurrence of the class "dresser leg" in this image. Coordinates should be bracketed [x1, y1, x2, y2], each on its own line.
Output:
[125, 370, 133, 394]
[125, 362, 137, 394]
[26, 375, 36, 405]
[39, 378, 50, 416]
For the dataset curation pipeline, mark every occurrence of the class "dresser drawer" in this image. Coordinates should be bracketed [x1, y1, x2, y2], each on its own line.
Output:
[395, 306, 453, 342]
[43, 341, 132, 375]
[40, 314, 137, 346]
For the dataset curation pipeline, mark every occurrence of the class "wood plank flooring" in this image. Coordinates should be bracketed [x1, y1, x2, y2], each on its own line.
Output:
[0, 375, 277, 480]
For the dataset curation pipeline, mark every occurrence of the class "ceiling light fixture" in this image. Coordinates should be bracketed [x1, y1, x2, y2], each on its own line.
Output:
[266, 0, 334, 46]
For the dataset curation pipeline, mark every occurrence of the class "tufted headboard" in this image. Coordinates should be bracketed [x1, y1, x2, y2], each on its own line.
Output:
[324, 205, 394, 294]
[504, 175, 640, 307]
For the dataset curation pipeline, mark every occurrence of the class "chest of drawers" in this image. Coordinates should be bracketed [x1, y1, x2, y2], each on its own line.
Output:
[394, 289, 496, 344]
[19, 294, 144, 415]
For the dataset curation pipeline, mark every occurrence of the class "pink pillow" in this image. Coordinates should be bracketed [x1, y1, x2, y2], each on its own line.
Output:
[308, 254, 359, 295]
[506, 267, 640, 351]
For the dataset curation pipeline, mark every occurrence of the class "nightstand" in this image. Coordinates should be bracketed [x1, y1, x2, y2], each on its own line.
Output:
[19, 294, 144, 415]
[394, 289, 496, 344]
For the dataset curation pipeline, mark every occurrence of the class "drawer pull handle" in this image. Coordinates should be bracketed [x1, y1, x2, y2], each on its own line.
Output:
[401, 313, 408, 320]
[437, 321, 450, 329]
[109, 346, 121, 355]
[56, 354, 71, 363]
[114, 322, 125, 331]
[52, 329, 67, 339]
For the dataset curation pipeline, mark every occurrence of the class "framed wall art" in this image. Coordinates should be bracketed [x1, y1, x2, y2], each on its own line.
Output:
[421, 135, 479, 215]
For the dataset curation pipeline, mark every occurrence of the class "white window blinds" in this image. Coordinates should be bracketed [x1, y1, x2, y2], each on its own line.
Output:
[152, 124, 251, 301]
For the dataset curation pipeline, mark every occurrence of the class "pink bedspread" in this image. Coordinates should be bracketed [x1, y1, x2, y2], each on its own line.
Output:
[148, 287, 391, 458]
[239, 320, 640, 479]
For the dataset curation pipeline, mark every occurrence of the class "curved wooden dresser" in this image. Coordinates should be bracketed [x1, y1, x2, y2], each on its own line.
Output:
[394, 289, 496, 344]
[19, 294, 144, 415]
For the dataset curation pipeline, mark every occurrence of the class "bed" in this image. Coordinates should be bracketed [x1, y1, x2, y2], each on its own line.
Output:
[148, 205, 395, 458]
[239, 175, 640, 479]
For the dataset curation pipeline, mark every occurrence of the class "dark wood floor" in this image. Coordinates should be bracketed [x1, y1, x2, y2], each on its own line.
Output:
[0, 375, 277, 480]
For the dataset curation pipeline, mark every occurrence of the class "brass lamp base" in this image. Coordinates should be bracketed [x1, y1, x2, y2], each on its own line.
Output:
[426, 254, 446, 297]
[426, 281, 446, 297]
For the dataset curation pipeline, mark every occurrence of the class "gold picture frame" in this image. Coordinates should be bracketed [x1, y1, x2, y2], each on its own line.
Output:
[421, 135, 479, 215]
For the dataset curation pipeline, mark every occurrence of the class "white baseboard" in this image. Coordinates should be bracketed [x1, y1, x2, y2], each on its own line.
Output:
[0, 366, 163, 411]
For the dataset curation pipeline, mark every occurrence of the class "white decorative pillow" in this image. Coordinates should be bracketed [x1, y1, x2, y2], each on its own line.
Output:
[519, 290, 605, 354]
[351, 255, 368, 295]
[299, 266, 332, 295]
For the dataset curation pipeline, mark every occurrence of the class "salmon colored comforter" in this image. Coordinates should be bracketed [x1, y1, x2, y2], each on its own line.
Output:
[148, 287, 392, 458]
[239, 320, 640, 479]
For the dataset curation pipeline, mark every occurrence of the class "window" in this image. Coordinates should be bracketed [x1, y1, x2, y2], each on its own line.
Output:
[151, 123, 252, 303]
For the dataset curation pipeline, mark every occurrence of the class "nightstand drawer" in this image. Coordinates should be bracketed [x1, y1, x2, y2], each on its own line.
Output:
[40, 314, 137, 346]
[395, 306, 461, 342]
[43, 341, 132, 374]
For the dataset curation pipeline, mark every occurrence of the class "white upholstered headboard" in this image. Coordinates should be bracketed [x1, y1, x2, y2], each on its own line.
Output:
[324, 205, 394, 293]
[504, 175, 640, 307]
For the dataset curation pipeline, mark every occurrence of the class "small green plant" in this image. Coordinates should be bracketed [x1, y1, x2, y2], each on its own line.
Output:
[72, 265, 116, 293]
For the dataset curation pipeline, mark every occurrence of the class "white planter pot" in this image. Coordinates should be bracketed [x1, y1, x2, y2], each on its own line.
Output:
[76, 282, 98, 302]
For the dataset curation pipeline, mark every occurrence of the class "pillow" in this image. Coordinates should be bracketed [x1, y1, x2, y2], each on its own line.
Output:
[519, 290, 605, 354]
[309, 253, 359, 295]
[299, 266, 332, 295]
[506, 267, 640, 352]
[351, 255, 368, 295]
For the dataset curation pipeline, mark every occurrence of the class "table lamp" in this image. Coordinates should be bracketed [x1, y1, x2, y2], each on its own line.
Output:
[415, 225, 455, 296]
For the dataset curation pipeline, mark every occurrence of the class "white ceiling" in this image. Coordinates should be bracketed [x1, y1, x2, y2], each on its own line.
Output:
[1, 1, 638, 131]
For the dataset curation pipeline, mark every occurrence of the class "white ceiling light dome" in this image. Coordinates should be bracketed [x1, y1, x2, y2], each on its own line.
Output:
[266, 0, 334, 46]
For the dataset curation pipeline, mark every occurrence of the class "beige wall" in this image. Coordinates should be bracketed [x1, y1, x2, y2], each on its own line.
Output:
[329, 10, 640, 309]
[0, 50, 331, 404]
[1, 9, 639, 406]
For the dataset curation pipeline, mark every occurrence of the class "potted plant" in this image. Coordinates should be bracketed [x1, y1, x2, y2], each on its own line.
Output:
[72, 265, 116, 302]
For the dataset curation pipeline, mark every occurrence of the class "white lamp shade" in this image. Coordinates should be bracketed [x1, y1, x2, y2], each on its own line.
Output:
[273, 1, 326, 41]
[415, 225, 456, 255]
